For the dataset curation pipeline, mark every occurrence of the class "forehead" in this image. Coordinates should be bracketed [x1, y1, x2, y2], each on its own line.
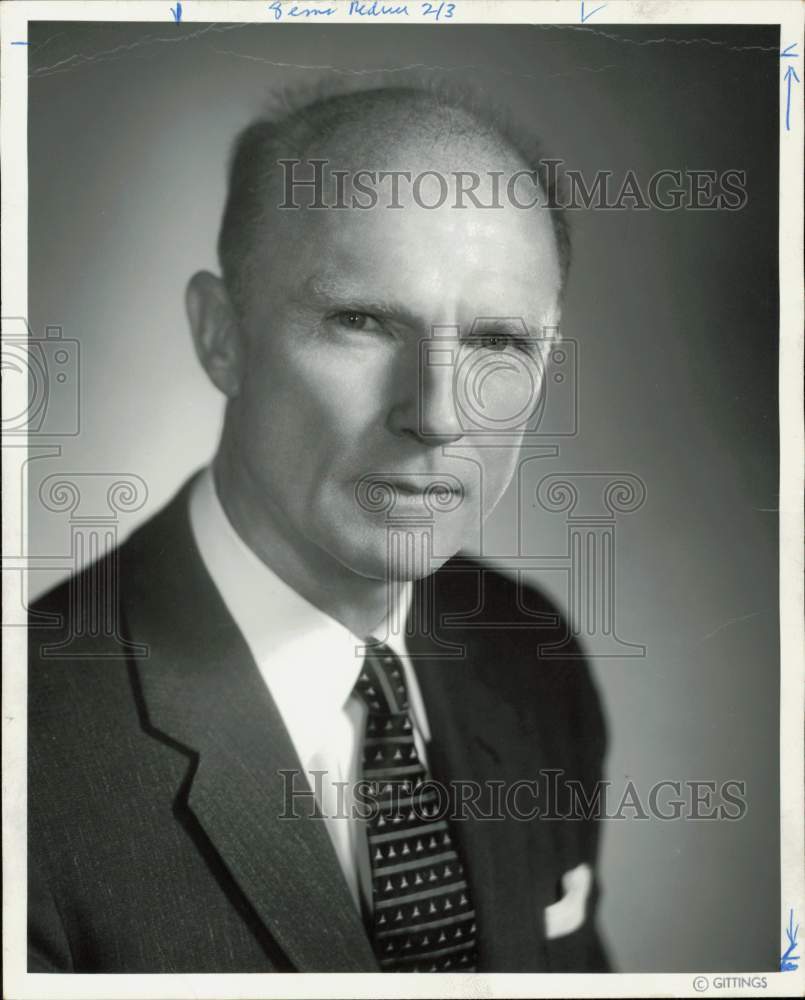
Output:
[252, 108, 561, 318]
[267, 198, 559, 320]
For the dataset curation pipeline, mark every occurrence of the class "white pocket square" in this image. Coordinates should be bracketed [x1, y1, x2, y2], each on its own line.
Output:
[544, 862, 593, 940]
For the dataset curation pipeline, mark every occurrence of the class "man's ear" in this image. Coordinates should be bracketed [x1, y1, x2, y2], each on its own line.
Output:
[186, 271, 246, 399]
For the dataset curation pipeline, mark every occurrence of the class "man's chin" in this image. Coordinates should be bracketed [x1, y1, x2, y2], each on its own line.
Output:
[328, 521, 466, 583]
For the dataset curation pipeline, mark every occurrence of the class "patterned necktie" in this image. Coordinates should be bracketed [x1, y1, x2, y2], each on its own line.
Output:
[353, 641, 478, 972]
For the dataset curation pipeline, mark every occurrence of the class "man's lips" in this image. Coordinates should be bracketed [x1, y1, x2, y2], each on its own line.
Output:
[352, 474, 467, 508]
[394, 479, 460, 497]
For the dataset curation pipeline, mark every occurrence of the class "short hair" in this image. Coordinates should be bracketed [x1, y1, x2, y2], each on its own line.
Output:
[217, 78, 571, 314]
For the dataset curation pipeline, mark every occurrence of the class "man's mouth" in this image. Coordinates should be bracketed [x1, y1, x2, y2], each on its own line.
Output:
[353, 473, 466, 511]
[394, 480, 458, 497]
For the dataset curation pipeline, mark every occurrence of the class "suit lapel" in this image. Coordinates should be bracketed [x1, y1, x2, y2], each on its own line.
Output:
[121, 480, 378, 972]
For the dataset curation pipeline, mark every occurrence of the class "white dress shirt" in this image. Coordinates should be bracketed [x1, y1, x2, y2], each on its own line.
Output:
[188, 466, 431, 915]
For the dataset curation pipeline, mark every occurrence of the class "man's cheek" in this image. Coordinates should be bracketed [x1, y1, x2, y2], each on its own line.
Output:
[480, 453, 520, 512]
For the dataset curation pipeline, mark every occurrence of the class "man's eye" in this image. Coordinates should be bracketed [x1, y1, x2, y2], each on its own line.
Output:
[333, 311, 382, 333]
[471, 331, 536, 354]
[480, 333, 510, 351]
[472, 332, 513, 352]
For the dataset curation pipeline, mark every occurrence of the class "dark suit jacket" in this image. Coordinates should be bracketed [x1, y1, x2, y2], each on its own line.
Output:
[28, 476, 610, 973]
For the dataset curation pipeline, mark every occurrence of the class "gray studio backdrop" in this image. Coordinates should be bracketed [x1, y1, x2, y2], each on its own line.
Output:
[26, 21, 780, 972]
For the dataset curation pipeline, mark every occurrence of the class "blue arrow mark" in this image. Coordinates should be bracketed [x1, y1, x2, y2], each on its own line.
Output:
[780, 909, 800, 971]
[10, 41, 29, 45]
[784, 64, 800, 131]
[779, 42, 799, 59]
[580, 1, 607, 23]
[170, 1, 182, 21]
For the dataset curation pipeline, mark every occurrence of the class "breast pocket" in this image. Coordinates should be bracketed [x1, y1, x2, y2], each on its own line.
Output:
[543, 862, 592, 940]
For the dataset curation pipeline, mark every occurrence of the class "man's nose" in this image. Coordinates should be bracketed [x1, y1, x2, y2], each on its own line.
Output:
[387, 339, 464, 447]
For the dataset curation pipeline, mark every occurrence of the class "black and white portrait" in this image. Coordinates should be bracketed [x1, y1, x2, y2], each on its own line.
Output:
[2, 3, 802, 994]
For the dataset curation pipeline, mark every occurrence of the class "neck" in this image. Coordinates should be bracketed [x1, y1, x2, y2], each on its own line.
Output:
[211, 450, 406, 641]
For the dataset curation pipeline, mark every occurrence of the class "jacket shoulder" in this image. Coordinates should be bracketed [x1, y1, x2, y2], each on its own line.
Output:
[28, 478, 198, 740]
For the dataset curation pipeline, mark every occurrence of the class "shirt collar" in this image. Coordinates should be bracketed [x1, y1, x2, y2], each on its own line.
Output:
[188, 466, 412, 727]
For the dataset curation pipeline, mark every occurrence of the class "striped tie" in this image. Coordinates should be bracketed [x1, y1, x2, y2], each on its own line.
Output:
[353, 641, 478, 972]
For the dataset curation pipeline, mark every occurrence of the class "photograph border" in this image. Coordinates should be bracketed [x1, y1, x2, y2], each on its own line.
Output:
[2, 2, 803, 997]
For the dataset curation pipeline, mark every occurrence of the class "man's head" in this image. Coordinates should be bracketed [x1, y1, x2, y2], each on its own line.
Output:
[187, 83, 569, 584]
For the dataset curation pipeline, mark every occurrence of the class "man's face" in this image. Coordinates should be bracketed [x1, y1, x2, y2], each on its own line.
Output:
[224, 141, 561, 582]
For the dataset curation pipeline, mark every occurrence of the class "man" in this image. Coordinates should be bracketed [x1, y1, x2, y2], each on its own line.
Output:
[28, 83, 609, 973]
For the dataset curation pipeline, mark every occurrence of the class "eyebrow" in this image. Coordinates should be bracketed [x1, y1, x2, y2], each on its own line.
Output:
[297, 273, 545, 340]
[299, 274, 426, 331]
